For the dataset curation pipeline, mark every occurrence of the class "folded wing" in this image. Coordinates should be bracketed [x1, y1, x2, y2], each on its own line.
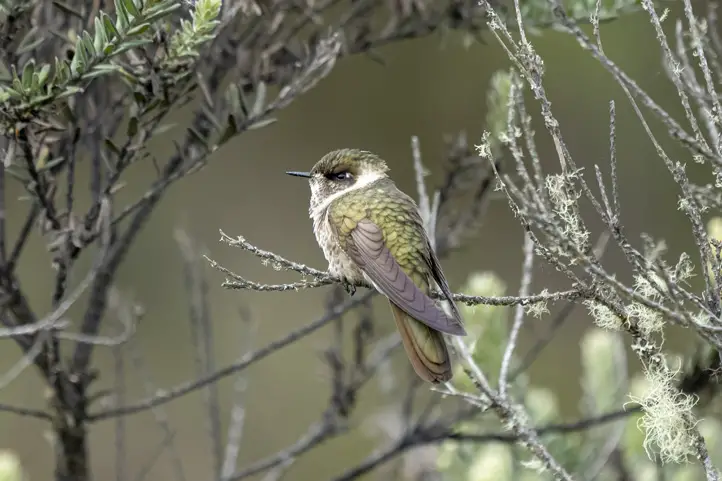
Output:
[345, 218, 466, 336]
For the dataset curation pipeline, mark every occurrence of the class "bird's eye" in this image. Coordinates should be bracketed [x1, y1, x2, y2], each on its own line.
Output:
[328, 171, 353, 181]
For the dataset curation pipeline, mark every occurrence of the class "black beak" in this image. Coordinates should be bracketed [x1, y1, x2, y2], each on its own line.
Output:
[286, 171, 311, 178]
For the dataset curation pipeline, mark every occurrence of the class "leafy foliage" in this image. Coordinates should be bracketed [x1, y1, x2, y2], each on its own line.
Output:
[0, 0, 183, 118]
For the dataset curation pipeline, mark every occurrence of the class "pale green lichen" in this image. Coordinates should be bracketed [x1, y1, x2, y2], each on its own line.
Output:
[525, 290, 549, 318]
[626, 274, 666, 336]
[475, 131, 493, 160]
[626, 302, 664, 337]
[583, 299, 622, 330]
[634, 273, 667, 298]
[628, 365, 700, 463]
[545, 173, 590, 252]
[670, 418, 722, 481]
[673, 252, 695, 284]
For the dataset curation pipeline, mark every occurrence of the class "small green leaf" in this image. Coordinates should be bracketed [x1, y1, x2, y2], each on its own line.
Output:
[237, 86, 249, 117]
[35, 64, 51, 88]
[93, 18, 106, 52]
[126, 23, 150, 36]
[251, 82, 267, 117]
[114, 0, 130, 32]
[93, 63, 127, 74]
[11, 65, 22, 93]
[37, 156, 66, 172]
[57, 85, 84, 99]
[2, 87, 19, 100]
[21, 60, 35, 93]
[113, 38, 152, 55]
[82, 31, 96, 58]
[187, 127, 209, 149]
[225, 84, 243, 118]
[26, 93, 53, 106]
[152, 123, 176, 136]
[122, 0, 140, 18]
[102, 12, 120, 39]
[127, 115, 138, 137]
[81, 69, 112, 80]
[54, 57, 69, 83]
[247, 117, 277, 130]
[75, 36, 87, 62]
[104, 137, 122, 156]
[69, 54, 81, 77]
[70, 38, 87, 76]
[142, 2, 182, 24]
[51, 1, 84, 19]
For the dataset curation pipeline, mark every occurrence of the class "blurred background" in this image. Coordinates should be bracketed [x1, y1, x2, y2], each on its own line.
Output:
[0, 3, 707, 480]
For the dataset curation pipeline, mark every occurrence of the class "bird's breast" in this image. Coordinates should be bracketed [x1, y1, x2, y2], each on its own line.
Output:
[312, 208, 364, 282]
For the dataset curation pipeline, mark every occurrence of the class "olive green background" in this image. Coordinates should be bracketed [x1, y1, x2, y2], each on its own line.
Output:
[0, 7, 705, 481]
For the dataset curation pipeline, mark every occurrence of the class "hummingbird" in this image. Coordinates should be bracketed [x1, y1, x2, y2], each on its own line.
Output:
[287, 149, 467, 383]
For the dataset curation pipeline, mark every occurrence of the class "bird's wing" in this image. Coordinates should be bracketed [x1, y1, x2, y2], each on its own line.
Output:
[425, 240, 466, 332]
[343, 218, 466, 336]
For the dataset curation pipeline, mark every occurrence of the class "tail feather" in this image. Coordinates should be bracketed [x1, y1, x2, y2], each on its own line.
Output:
[389, 301, 452, 383]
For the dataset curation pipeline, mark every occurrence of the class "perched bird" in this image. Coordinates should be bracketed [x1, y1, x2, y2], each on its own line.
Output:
[287, 149, 467, 383]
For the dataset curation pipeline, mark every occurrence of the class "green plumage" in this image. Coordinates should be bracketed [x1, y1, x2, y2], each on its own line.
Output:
[329, 179, 429, 288]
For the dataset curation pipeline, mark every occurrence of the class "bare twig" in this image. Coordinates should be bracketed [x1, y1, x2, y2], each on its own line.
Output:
[206, 233, 585, 307]
[220, 308, 256, 481]
[498, 232, 534, 397]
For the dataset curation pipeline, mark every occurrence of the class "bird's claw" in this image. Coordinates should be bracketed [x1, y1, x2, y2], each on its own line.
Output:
[342, 279, 356, 297]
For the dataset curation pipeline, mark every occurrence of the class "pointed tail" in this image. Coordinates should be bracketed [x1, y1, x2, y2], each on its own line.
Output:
[389, 301, 452, 383]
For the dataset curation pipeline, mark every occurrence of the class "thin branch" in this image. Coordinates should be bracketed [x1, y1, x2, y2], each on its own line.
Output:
[206, 233, 585, 307]
[114, 342, 127, 481]
[0, 401, 52, 420]
[220, 308, 256, 481]
[498, 232, 534, 397]
[175, 228, 223, 479]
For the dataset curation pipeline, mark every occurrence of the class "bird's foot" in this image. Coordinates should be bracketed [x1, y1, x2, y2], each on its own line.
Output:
[341, 279, 356, 297]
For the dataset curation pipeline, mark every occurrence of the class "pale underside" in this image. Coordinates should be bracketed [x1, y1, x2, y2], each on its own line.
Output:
[314, 206, 367, 283]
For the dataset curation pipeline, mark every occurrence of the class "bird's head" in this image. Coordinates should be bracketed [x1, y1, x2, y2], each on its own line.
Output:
[286, 149, 390, 212]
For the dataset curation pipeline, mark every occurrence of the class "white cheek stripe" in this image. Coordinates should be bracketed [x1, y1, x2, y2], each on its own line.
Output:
[310, 172, 384, 218]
